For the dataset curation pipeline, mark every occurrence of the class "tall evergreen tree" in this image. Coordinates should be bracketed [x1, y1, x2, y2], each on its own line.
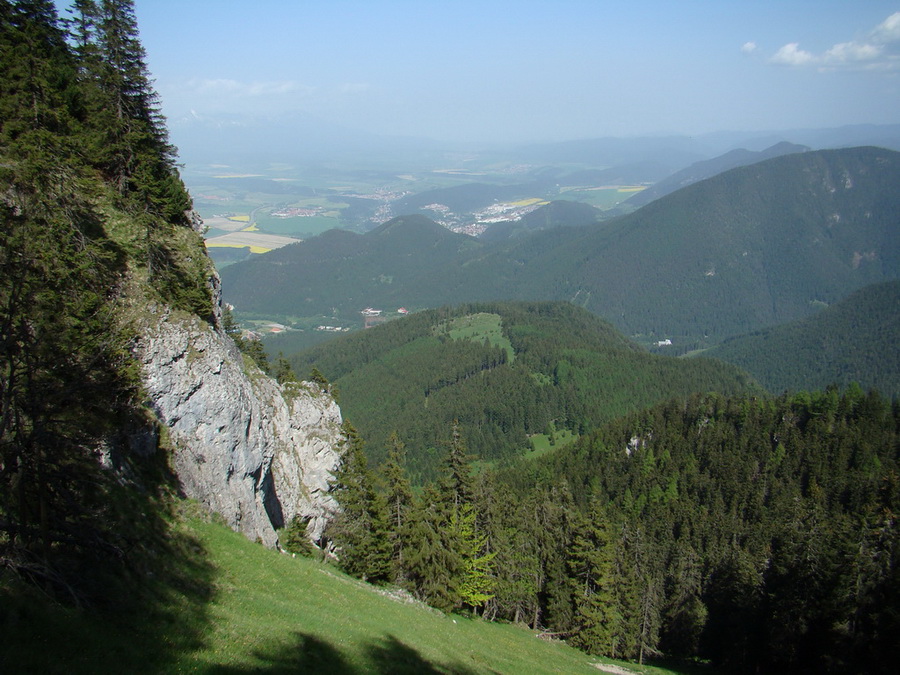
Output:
[325, 422, 391, 583]
[453, 502, 496, 612]
[381, 432, 413, 577]
[400, 483, 464, 611]
[0, 0, 138, 586]
[440, 420, 473, 509]
[567, 499, 621, 656]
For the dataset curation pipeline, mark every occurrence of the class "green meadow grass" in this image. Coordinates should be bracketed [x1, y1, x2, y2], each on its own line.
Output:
[256, 214, 343, 237]
[1, 510, 706, 674]
[446, 313, 515, 362]
[527, 429, 579, 458]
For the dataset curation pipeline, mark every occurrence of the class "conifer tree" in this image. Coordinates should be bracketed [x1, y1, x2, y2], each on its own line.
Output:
[1, 0, 137, 580]
[441, 420, 473, 508]
[568, 499, 621, 656]
[381, 432, 413, 577]
[453, 502, 497, 612]
[400, 483, 464, 611]
[325, 422, 391, 582]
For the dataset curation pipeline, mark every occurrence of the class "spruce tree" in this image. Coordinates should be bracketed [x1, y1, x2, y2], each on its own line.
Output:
[381, 432, 413, 577]
[568, 499, 621, 656]
[1, 0, 137, 582]
[453, 502, 497, 612]
[325, 422, 391, 582]
[400, 483, 463, 611]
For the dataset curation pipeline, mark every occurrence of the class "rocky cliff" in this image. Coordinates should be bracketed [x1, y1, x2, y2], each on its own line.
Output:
[134, 307, 343, 547]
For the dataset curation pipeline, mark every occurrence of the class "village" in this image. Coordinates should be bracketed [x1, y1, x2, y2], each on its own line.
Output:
[421, 198, 548, 236]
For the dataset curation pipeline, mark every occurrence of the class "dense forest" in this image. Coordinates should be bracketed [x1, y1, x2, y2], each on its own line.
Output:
[706, 280, 900, 398]
[0, 0, 208, 604]
[290, 301, 757, 481]
[323, 388, 899, 673]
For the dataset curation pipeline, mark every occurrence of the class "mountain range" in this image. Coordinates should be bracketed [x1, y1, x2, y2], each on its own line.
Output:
[223, 146, 900, 348]
[624, 141, 808, 207]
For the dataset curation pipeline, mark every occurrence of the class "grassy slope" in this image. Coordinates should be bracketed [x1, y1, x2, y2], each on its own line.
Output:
[2, 511, 699, 675]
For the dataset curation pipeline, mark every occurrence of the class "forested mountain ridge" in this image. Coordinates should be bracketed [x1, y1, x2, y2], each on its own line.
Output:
[290, 301, 758, 481]
[221, 214, 484, 317]
[223, 146, 900, 348]
[319, 381, 900, 673]
[468, 145, 900, 345]
[624, 140, 809, 207]
[705, 280, 900, 396]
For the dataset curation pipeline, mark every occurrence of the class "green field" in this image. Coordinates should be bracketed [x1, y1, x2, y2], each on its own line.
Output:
[558, 186, 644, 210]
[526, 428, 579, 458]
[1, 509, 700, 674]
[445, 312, 515, 362]
[256, 214, 342, 236]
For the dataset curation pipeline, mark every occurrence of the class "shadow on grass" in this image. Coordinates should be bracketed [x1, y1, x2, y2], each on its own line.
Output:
[0, 447, 220, 674]
[208, 631, 485, 675]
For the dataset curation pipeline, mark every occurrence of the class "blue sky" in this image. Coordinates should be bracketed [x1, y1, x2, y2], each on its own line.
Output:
[75, 1, 900, 143]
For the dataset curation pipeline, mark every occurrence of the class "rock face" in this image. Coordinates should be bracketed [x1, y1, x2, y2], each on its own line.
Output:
[134, 309, 343, 547]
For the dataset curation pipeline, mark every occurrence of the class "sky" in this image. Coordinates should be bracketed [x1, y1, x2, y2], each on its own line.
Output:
[67, 1, 900, 145]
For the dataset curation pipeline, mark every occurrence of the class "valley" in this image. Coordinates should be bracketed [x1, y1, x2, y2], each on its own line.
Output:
[187, 155, 646, 269]
[220, 146, 900, 358]
[170, 138, 900, 674]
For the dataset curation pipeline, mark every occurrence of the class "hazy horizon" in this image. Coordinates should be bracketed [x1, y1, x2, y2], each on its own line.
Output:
[77, 1, 900, 157]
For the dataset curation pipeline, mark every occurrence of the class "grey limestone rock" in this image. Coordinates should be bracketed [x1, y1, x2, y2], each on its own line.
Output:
[134, 310, 343, 548]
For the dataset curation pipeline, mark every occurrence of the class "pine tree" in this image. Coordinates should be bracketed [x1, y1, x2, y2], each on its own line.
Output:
[453, 502, 497, 612]
[568, 499, 621, 656]
[400, 483, 464, 611]
[325, 422, 391, 582]
[272, 352, 297, 384]
[381, 432, 413, 577]
[440, 420, 473, 508]
[1, 0, 138, 580]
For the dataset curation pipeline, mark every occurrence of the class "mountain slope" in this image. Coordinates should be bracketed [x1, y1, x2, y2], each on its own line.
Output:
[2, 514, 656, 675]
[469, 146, 900, 345]
[704, 280, 900, 396]
[224, 147, 900, 347]
[625, 141, 809, 207]
[221, 214, 483, 318]
[291, 301, 758, 481]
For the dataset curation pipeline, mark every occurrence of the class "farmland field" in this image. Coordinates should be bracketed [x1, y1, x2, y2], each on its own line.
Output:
[205, 231, 300, 254]
[559, 185, 646, 209]
[255, 214, 343, 236]
[184, 158, 652, 269]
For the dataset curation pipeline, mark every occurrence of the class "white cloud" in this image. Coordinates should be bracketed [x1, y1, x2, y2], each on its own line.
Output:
[741, 41, 757, 54]
[771, 42, 815, 66]
[770, 11, 900, 71]
[871, 11, 900, 44]
[824, 41, 882, 64]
